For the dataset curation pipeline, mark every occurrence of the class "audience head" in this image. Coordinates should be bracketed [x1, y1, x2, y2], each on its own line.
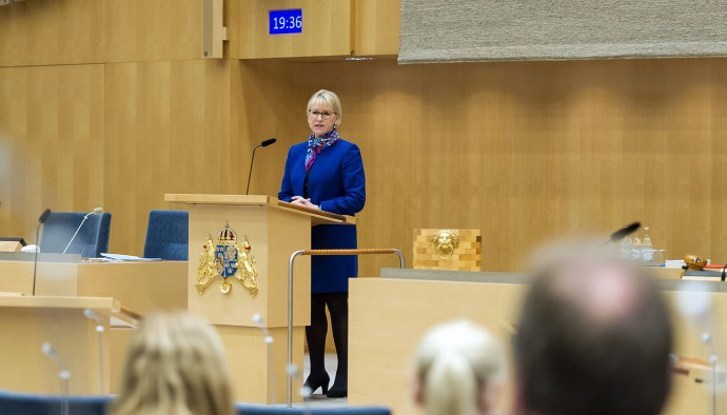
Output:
[515, 244, 673, 415]
[110, 311, 234, 415]
[413, 320, 506, 415]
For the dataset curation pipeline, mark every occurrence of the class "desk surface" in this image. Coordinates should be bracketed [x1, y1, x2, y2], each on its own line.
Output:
[0, 260, 188, 315]
[351, 272, 726, 415]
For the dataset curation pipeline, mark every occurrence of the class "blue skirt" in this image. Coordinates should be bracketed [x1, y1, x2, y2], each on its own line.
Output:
[311, 224, 357, 293]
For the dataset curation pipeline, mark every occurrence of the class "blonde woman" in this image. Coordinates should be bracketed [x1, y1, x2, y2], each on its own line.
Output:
[413, 320, 506, 415]
[109, 312, 234, 415]
[279, 89, 366, 398]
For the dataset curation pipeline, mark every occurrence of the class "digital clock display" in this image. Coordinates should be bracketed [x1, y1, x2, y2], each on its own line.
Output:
[269, 9, 302, 35]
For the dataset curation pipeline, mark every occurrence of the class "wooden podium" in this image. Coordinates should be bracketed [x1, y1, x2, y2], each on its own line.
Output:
[165, 194, 355, 404]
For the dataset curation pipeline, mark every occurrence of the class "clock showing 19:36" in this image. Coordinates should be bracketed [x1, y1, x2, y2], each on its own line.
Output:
[269, 9, 302, 35]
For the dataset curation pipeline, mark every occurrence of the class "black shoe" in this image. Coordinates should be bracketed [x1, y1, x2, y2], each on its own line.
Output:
[326, 382, 347, 398]
[304, 372, 330, 394]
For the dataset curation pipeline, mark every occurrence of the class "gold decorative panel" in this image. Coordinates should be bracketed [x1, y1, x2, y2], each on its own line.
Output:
[413, 229, 481, 271]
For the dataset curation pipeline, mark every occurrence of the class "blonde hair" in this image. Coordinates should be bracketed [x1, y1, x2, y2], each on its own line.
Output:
[414, 320, 506, 415]
[110, 312, 234, 415]
[307, 89, 342, 128]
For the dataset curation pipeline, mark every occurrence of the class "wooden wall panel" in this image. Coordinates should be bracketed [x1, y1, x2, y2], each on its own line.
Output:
[354, 0, 399, 56]
[2, 0, 727, 278]
[0, 0, 105, 66]
[239, 58, 727, 275]
[0, 65, 105, 241]
[105, 0, 202, 63]
[104, 60, 234, 255]
[238, 0, 353, 59]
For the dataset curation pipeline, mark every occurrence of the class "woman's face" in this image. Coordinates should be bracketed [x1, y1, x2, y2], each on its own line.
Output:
[308, 102, 337, 137]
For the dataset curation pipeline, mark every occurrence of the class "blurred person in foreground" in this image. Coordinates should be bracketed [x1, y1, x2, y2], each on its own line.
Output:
[109, 312, 234, 415]
[514, 243, 673, 415]
[413, 320, 506, 415]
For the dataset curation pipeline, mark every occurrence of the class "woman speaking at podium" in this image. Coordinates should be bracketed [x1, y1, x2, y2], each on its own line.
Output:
[278, 89, 366, 398]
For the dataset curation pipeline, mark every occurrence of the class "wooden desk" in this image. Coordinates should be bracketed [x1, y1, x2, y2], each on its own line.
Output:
[0, 257, 188, 314]
[0, 257, 187, 394]
[350, 270, 726, 415]
[0, 296, 136, 395]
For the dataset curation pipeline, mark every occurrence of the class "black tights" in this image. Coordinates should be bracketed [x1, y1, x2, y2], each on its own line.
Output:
[307, 292, 348, 387]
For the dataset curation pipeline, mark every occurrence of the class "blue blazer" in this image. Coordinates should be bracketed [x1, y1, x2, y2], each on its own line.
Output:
[279, 139, 366, 293]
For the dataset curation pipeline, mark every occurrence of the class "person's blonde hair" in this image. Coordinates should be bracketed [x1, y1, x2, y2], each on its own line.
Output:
[414, 320, 506, 415]
[307, 89, 342, 128]
[110, 312, 234, 415]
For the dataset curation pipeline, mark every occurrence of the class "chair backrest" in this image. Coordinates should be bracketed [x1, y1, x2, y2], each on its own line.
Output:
[235, 403, 391, 415]
[143, 210, 189, 260]
[39, 212, 112, 258]
[0, 389, 112, 415]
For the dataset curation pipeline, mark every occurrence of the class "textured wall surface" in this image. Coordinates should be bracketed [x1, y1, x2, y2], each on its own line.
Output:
[400, 0, 727, 63]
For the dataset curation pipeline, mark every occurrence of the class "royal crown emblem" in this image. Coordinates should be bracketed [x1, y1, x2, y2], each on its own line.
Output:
[196, 223, 259, 297]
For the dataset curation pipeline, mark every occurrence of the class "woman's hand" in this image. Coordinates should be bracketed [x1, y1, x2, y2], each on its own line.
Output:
[290, 196, 320, 210]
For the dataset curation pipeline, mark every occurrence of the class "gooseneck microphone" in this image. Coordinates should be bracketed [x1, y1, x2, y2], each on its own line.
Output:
[608, 222, 641, 243]
[245, 138, 277, 195]
[62, 207, 103, 254]
[84, 309, 106, 393]
[32, 209, 52, 296]
[42, 342, 71, 415]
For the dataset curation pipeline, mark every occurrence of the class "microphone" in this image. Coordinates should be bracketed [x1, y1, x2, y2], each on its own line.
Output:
[252, 313, 277, 403]
[608, 222, 641, 243]
[32, 209, 52, 296]
[62, 207, 103, 255]
[84, 309, 106, 393]
[42, 341, 71, 415]
[245, 138, 277, 195]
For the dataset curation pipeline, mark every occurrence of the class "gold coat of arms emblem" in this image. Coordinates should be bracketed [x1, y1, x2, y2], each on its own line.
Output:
[196, 223, 259, 297]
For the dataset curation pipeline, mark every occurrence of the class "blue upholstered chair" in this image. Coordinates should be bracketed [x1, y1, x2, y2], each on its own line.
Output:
[0, 390, 112, 415]
[143, 210, 189, 260]
[39, 212, 112, 258]
[235, 404, 392, 415]
[0, 390, 391, 415]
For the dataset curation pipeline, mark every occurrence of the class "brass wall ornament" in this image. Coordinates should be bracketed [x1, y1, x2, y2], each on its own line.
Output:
[195, 223, 259, 297]
[431, 230, 460, 259]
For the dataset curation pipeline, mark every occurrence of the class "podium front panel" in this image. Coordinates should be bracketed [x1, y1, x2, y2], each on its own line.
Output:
[187, 204, 311, 328]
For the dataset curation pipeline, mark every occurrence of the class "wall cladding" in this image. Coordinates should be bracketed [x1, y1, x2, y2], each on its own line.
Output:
[400, 0, 727, 63]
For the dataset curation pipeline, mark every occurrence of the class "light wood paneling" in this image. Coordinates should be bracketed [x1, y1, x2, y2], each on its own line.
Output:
[105, 0, 202, 63]
[104, 60, 234, 255]
[0, 64, 105, 243]
[0, 0, 105, 66]
[238, 0, 353, 59]
[349, 276, 727, 415]
[354, 0, 399, 56]
[0, 298, 115, 395]
[238, 58, 727, 275]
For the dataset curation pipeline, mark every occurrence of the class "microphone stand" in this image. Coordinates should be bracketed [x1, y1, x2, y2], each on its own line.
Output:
[246, 144, 263, 195]
[699, 331, 719, 415]
[252, 313, 276, 403]
[84, 309, 106, 394]
[32, 222, 42, 296]
[42, 342, 70, 415]
[62, 211, 95, 254]
[32, 209, 51, 296]
[245, 138, 277, 195]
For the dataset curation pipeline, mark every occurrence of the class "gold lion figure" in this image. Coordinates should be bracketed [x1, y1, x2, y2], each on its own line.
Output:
[195, 236, 220, 294]
[432, 230, 460, 259]
[236, 236, 259, 297]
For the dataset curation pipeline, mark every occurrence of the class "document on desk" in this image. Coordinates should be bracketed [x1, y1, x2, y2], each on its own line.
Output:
[100, 253, 162, 262]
